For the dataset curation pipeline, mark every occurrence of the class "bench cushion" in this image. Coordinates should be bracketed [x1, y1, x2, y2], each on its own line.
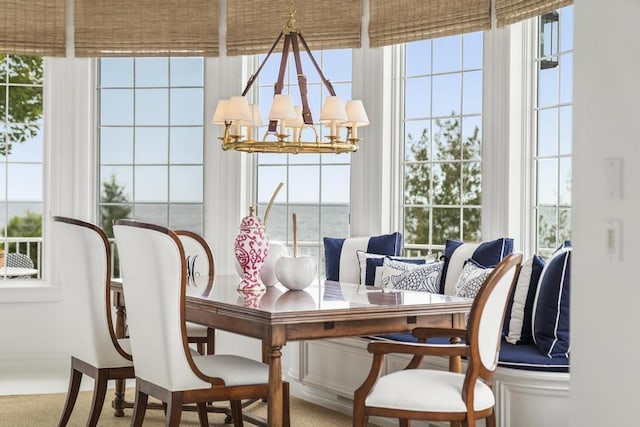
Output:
[376, 334, 569, 373]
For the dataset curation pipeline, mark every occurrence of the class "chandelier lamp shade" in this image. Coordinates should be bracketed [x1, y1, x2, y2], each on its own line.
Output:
[213, 0, 368, 154]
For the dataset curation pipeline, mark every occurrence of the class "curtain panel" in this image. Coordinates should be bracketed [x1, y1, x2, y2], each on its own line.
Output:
[495, 0, 574, 27]
[0, 0, 66, 56]
[74, 0, 218, 57]
[368, 0, 491, 48]
[226, 0, 361, 56]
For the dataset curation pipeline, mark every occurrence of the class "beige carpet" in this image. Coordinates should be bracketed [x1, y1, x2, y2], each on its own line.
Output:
[0, 388, 371, 426]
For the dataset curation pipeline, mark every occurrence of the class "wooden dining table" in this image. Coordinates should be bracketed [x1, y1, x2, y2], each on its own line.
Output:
[111, 274, 473, 427]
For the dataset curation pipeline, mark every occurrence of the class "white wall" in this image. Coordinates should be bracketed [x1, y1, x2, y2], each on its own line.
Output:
[571, 0, 640, 424]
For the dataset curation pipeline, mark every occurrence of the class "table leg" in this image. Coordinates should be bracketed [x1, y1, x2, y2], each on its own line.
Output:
[113, 294, 126, 417]
[267, 344, 283, 427]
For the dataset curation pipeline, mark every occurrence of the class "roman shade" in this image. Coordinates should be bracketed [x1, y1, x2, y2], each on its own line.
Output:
[496, 0, 574, 27]
[226, 0, 361, 56]
[74, 0, 218, 57]
[368, 0, 491, 48]
[0, 0, 66, 56]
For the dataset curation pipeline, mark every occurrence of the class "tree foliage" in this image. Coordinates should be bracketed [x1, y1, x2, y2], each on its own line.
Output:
[403, 116, 482, 247]
[100, 174, 132, 238]
[0, 55, 43, 155]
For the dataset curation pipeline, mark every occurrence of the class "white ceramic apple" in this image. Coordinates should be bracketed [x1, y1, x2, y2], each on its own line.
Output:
[274, 212, 317, 290]
[275, 255, 317, 291]
[260, 242, 290, 286]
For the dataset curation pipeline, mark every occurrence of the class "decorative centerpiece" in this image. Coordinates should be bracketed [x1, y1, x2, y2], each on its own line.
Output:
[259, 182, 291, 287]
[275, 213, 317, 291]
[234, 206, 269, 292]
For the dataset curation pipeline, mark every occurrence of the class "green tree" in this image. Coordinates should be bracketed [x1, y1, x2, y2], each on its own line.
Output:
[100, 175, 132, 238]
[0, 55, 44, 155]
[404, 116, 482, 248]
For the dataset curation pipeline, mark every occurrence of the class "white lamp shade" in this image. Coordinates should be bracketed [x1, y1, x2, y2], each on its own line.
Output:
[240, 104, 264, 127]
[211, 99, 229, 124]
[345, 100, 369, 127]
[224, 96, 252, 122]
[285, 106, 304, 128]
[320, 96, 348, 122]
[268, 94, 297, 121]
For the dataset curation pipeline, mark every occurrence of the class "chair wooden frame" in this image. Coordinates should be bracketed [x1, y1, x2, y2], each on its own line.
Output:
[353, 253, 523, 427]
[174, 229, 216, 356]
[53, 216, 135, 427]
[114, 219, 290, 427]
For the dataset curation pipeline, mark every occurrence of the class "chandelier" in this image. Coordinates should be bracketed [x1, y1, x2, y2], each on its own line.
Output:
[212, 0, 368, 154]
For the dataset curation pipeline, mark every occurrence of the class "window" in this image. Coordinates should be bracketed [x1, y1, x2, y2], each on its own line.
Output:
[254, 49, 352, 263]
[534, 6, 573, 258]
[0, 55, 44, 279]
[98, 57, 205, 243]
[400, 33, 484, 256]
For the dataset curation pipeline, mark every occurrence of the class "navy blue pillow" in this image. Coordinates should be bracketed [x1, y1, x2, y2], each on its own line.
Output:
[532, 242, 571, 358]
[364, 256, 425, 286]
[323, 232, 403, 281]
[440, 238, 514, 294]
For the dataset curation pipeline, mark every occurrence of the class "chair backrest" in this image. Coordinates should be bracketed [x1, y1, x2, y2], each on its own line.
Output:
[6, 252, 34, 268]
[174, 230, 215, 296]
[466, 252, 522, 382]
[113, 220, 210, 391]
[51, 216, 131, 367]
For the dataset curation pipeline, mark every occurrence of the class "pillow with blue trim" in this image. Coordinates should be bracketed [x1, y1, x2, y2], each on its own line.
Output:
[356, 250, 431, 286]
[454, 259, 493, 299]
[381, 258, 443, 293]
[323, 232, 402, 282]
[532, 242, 571, 358]
[440, 237, 514, 295]
[503, 255, 545, 344]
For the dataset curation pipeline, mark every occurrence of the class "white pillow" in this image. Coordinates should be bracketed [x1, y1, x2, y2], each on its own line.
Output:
[381, 259, 443, 293]
[454, 259, 493, 299]
[356, 250, 386, 285]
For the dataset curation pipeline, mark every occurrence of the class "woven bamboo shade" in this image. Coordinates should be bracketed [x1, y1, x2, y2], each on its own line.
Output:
[369, 0, 491, 48]
[74, 0, 218, 57]
[496, 0, 573, 27]
[226, 0, 361, 56]
[0, 0, 66, 56]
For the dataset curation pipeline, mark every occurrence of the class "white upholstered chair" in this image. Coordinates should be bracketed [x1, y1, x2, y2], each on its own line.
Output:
[175, 229, 216, 355]
[114, 219, 289, 426]
[52, 216, 134, 427]
[353, 252, 522, 427]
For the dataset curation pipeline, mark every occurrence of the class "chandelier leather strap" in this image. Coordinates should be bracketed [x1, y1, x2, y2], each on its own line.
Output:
[290, 33, 313, 125]
[241, 31, 284, 97]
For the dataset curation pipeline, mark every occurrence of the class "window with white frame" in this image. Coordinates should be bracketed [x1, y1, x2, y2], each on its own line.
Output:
[400, 33, 484, 256]
[98, 57, 205, 244]
[534, 6, 573, 258]
[0, 55, 44, 279]
[254, 49, 352, 263]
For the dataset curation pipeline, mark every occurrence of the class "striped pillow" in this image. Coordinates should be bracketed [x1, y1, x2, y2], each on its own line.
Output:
[503, 255, 545, 344]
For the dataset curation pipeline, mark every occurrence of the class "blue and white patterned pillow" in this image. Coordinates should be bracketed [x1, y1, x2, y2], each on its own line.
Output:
[357, 250, 432, 286]
[381, 259, 443, 293]
[454, 259, 493, 299]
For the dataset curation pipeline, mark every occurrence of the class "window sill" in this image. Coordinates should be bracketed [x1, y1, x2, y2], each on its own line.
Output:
[0, 281, 62, 303]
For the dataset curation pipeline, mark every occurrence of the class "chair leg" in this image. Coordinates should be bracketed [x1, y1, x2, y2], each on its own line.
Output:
[87, 369, 109, 427]
[165, 392, 184, 427]
[57, 367, 83, 427]
[230, 400, 244, 427]
[283, 382, 290, 427]
[196, 342, 205, 355]
[486, 412, 496, 427]
[196, 402, 209, 427]
[131, 386, 149, 427]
